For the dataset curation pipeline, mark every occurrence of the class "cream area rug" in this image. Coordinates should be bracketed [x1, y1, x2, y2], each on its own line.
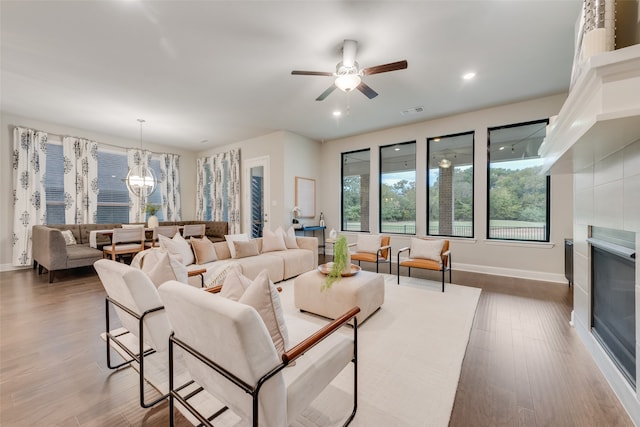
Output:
[283, 274, 481, 427]
[107, 274, 480, 426]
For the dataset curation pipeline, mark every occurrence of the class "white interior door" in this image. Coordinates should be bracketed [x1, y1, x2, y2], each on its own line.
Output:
[243, 156, 270, 238]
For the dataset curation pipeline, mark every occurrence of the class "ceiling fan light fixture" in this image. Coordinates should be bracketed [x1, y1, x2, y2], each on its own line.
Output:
[334, 73, 361, 92]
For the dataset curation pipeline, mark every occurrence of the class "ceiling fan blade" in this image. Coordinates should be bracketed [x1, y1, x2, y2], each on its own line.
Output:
[357, 82, 378, 99]
[316, 85, 336, 101]
[362, 60, 408, 75]
[342, 39, 358, 68]
[291, 70, 334, 76]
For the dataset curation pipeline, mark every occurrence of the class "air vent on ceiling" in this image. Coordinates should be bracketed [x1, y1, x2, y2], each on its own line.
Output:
[401, 106, 424, 116]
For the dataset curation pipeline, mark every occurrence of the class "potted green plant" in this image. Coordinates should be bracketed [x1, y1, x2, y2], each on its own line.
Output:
[145, 203, 160, 228]
[323, 235, 351, 290]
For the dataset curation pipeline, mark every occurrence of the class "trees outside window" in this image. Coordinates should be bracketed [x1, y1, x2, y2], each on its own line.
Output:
[487, 120, 550, 242]
[427, 132, 474, 238]
[380, 142, 416, 234]
[341, 149, 370, 231]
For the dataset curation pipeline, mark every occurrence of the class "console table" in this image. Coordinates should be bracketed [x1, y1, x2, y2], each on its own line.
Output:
[294, 225, 326, 255]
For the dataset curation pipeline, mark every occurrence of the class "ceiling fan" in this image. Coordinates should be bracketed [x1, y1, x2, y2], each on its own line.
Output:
[291, 39, 408, 101]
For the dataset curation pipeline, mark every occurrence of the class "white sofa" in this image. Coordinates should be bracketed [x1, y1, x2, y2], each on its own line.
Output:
[134, 235, 317, 287]
[190, 236, 318, 286]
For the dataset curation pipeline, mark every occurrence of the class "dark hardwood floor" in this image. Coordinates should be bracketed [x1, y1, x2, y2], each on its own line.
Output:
[0, 260, 633, 426]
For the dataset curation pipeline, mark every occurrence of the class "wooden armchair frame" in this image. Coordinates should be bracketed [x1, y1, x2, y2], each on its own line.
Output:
[103, 227, 145, 262]
[397, 238, 451, 292]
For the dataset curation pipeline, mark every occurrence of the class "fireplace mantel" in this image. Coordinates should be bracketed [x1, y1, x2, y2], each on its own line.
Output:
[539, 44, 640, 174]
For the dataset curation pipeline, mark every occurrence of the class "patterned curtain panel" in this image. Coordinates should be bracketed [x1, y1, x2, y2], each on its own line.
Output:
[62, 137, 98, 224]
[211, 152, 224, 224]
[127, 148, 153, 223]
[12, 127, 48, 266]
[227, 148, 241, 234]
[197, 148, 240, 233]
[160, 153, 181, 221]
[195, 157, 207, 220]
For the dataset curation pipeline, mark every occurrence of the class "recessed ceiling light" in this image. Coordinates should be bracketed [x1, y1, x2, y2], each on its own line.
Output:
[433, 138, 441, 142]
[332, 111, 342, 117]
[499, 146, 505, 150]
[463, 72, 476, 80]
[394, 147, 400, 151]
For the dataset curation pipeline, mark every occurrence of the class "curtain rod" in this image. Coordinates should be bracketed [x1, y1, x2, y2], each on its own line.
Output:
[13, 124, 180, 158]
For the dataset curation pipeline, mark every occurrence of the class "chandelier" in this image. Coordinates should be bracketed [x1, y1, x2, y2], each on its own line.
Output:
[125, 119, 157, 197]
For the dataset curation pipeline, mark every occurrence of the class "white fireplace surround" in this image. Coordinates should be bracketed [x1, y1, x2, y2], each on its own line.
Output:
[540, 43, 640, 424]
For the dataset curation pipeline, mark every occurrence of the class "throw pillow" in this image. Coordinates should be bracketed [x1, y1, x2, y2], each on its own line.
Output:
[261, 228, 287, 253]
[225, 233, 249, 259]
[219, 266, 252, 301]
[61, 229, 77, 246]
[233, 239, 259, 259]
[282, 226, 299, 249]
[159, 233, 195, 266]
[410, 238, 444, 262]
[143, 250, 189, 287]
[239, 270, 289, 356]
[356, 234, 382, 254]
[190, 237, 218, 264]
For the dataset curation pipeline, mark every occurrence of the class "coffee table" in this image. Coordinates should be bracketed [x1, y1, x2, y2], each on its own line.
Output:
[294, 265, 385, 326]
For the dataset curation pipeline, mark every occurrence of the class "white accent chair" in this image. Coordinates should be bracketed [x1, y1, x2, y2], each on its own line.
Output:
[94, 259, 173, 408]
[158, 281, 360, 426]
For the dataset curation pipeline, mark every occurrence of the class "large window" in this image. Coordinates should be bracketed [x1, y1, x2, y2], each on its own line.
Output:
[427, 132, 474, 238]
[341, 149, 370, 232]
[96, 150, 130, 224]
[487, 120, 550, 242]
[380, 142, 416, 234]
[45, 143, 65, 224]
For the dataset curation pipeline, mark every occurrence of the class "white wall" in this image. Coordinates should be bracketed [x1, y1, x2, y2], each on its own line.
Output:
[0, 112, 197, 268]
[320, 93, 574, 282]
[197, 130, 322, 232]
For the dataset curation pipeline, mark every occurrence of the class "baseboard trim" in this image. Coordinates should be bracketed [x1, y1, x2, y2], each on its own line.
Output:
[0, 263, 30, 272]
[454, 262, 567, 284]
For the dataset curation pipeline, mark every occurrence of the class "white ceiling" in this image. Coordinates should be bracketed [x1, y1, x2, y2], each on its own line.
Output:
[1, 1, 581, 151]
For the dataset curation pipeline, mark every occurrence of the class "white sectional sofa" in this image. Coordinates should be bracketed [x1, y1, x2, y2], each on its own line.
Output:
[178, 236, 318, 286]
[186, 236, 318, 287]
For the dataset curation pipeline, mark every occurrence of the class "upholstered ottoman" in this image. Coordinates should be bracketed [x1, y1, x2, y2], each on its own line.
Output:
[294, 268, 385, 325]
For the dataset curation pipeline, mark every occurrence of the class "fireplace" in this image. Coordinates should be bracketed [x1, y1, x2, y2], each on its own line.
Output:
[589, 228, 637, 389]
